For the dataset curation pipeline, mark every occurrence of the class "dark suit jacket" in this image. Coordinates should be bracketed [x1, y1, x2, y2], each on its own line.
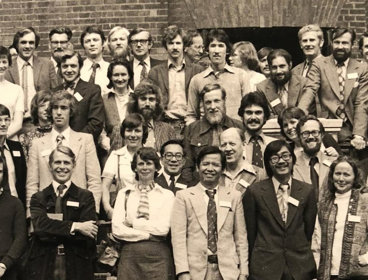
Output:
[155, 173, 197, 194]
[28, 183, 96, 280]
[6, 139, 27, 208]
[129, 57, 163, 89]
[5, 56, 59, 91]
[54, 79, 104, 140]
[243, 178, 317, 280]
[256, 74, 308, 116]
[147, 60, 204, 111]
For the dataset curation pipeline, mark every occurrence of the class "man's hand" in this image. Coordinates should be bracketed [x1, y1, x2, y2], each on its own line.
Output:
[238, 275, 248, 280]
[358, 254, 368, 266]
[351, 135, 366, 150]
[178, 272, 191, 280]
[0, 263, 6, 277]
[324, 147, 338, 157]
[74, 221, 98, 238]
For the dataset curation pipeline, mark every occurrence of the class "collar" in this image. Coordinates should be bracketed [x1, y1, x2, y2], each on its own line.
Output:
[108, 87, 133, 97]
[199, 183, 218, 193]
[278, 81, 289, 91]
[17, 55, 34, 69]
[131, 182, 164, 193]
[335, 189, 352, 199]
[51, 127, 71, 142]
[133, 56, 150, 68]
[84, 57, 104, 69]
[52, 180, 72, 197]
[199, 115, 233, 135]
[203, 64, 235, 78]
[167, 58, 186, 70]
[64, 77, 79, 90]
[51, 56, 58, 68]
[334, 58, 349, 67]
[244, 130, 266, 144]
[2, 142, 9, 151]
[272, 176, 292, 194]
[114, 145, 130, 156]
[224, 155, 257, 178]
[162, 171, 180, 184]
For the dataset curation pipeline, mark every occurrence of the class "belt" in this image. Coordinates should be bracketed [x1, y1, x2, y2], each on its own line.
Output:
[208, 254, 218, 264]
[57, 244, 65, 256]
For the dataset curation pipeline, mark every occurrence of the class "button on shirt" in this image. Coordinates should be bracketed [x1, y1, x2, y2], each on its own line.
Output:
[80, 58, 110, 94]
[50, 127, 71, 149]
[133, 57, 152, 88]
[167, 60, 186, 119]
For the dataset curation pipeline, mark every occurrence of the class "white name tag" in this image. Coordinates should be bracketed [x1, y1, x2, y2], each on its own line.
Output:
[176, 183, 187, 189]
[288, 196, 299, 207]
[12, 150, 21, 157]
[347, 72, 358, 79]
[67, 201, 79, 207]
[239, 179, 249, 189]
[74, 92, 83, 102]
[348, 214, 361, 223]
[47, 213, 63, 220]
[322, 159, 332, 167]
[41, 149, 51, 157]
[219, 200, 232, 208]
[270, 98, 281, 107]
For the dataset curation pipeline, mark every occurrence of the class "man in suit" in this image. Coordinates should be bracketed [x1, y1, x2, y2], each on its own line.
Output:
[219, 128, 258, 196]
[107, 26, 130, 61]
[298, 28, 368, 149]
[171, 146, 248, 280]
[292, 24, 324, 77]
[148, 25, 203, 132]
[256, 49, 307, 117]
[129, 27, 162, 89]
[293, 115, 338, 201]
[243, 140, 317, 280]
[358, 32, 368, 62]
[0, 104, 27, 208]
[54, 50, 104, 141]
[5, 27, 58, 116]
[26, 90, 102, 214]
[156, 139, 196, 194]
[28, 145, 98, 280]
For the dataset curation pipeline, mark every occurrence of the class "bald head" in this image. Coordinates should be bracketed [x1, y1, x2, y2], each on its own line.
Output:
[220, 128, 245, 165]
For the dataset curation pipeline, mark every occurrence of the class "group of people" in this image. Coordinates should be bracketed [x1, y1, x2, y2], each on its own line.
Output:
[1, 21, 368, 280]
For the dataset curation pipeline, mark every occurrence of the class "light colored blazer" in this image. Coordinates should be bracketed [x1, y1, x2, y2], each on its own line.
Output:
[171, 184, 248, 280]
[26, 129, 102, 213]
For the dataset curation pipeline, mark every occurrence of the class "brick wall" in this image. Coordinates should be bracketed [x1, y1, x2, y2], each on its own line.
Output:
[0, 0, 169, 59]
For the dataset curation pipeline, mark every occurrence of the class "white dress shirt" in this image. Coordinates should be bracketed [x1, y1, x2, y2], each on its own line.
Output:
[133, 56, 151, 88]
[80, 58, 110, 94]
[50, 127, 71, 148]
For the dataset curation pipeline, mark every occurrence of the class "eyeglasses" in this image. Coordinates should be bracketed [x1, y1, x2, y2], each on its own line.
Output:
[51, 40, 69, 46]
[164, 153, 183, 161]
[270, 153, 292, 164]
[130, 39, 149, 45]
[300, 130, 321, 139]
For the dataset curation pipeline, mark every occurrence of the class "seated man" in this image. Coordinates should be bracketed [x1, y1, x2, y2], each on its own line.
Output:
[28, 145, 98, 280]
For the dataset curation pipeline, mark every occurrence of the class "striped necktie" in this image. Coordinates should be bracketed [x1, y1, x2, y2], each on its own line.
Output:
[137, 183, 154, 220]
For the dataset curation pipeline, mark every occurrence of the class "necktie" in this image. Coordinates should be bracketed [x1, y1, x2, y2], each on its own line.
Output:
[55, 184, 67, 213]
[137, 183, 154, 220]
[278, 86, 288, 107]
[169, 175, 176, 191]
[0, 146, 9, 194]
[302, 61, 310, 77]
[56, 134, 65, 146]
[336, 63, 347, 121]
[211, 125, 223, 147]
[140, 61, 147, 81]
[206, 189, 217, 254]
[309, 157, 319, 200]
[251, 135, 263, 168]
[277, 184, 289, 223]
[22, 61, 31, 112]
[89, 62, 100, 84]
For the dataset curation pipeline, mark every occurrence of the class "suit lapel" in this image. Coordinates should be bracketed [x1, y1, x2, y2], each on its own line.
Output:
[189, 185, 208, 235]
[33, 56, 41, 88]
[261, 179, 285, 228]
[10, 64, 20, 85]
[106, 94, 121, 122]
[344, 59, 360, 103]
[161, 64, 169, 95]
[294, 154, 310, 183]
[155, 174, 169, 189]
[217, 185, 231, 231]
[324, 56, 341, 98]
[264, 80, 284, 114]
[286, 179, 304, 228]
[184, 64, 192, 99]
[69, 130, 82, 161]
[288, 75, 300, 107]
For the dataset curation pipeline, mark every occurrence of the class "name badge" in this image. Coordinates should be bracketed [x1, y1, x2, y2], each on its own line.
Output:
[12, 150, 21, 157]
[239, 179, 249, 189]
[322, 159, 332, 167]
[288, 196, 299, 207]
[219, 201, 232, 208]
[47, 213, 63, 220]
[41, 149, 51, 157]
[348, 214, 361, 223]
[347, 72, 358, 80]
[74, 92, 83, 102]
[67, 201, 79, 208]
[176, 183, 187, 189]
[270, 98, 281, 107]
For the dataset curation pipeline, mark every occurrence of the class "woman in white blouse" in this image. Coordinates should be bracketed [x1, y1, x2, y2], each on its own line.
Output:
[318, 156, 368, 279]
[112, 147, 175, 280]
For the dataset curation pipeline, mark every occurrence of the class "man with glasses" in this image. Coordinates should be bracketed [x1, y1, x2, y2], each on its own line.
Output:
[243, 139, 317, 280]
[183, 29, 207, 66]
[155, 139, 196, 194]
[128, 27, 163, 89]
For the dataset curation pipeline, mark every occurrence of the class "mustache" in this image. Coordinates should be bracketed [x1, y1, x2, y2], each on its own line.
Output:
[305, 138, 317, 143]
[247, 119, 261, 124]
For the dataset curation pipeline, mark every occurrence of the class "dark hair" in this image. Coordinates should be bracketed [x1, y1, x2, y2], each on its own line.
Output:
[49, 27, 73, 41]
[13, 27, 40, 52]
[232, 41, 260, 71]
[107, 60, 133, 89]
[331, 28, 356, 44]
[160, 139, 185, 157]
[183, 29, 202, 48]
[161, 25, 184, 49]
[296, 114, 325, 137]
[120, 113, 148, 145]
[277, 107, 306, 139]
[205, 29, 231, 53]
[30, 90, 52, 125]
[0, 46, 12, 66]
[199, 83, 226, 102]
[238, 91, 270, 120]
[267, 49, 292, 67]
[264, 140, 296, 178]
[327, 155, 362, 194]
[0, 104, 10, 117]
[60, 50, 84, 69]
[49, 90, 76, 119]
[358, 32, 368, 50]
[257, 47, 273, 60]
[196, 146, 226, 171]
[128, 27, 152, 43]
[49, 145, 76, 166]
[131, 147, 161, 181]
[80, 26, 106, 48]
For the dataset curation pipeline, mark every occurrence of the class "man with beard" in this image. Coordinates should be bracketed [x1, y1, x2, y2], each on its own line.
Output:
[219, 128, 259, 196]
[49, 27, 73, 84]
[293, 115, 338, 200]
[292, 24, 324, 77]
[80, 26, 109, 93]
[108, 26, 130, 61]
[299, 28, 368, 150]
[182, 83, 243, 182]
[129, 28, 163, 89]
[256, 49, 307, 117]
[239, 92, 277, 180]
[127, 80, 176, 151]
